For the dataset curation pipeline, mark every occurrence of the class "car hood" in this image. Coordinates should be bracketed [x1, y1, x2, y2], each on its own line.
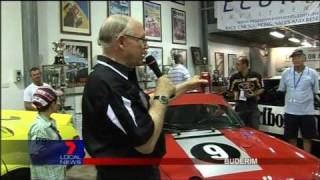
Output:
[1, 110, 78, 176]
[161, 128, 319, 179]
[1, 110, 73, 139]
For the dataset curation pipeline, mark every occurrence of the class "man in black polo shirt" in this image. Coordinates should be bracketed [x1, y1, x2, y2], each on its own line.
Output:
[82, 15, 207, 180]
[229, 57, 264, 129]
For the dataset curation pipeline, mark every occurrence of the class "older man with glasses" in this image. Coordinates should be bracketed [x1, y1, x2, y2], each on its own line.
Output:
[82, 15, 207, 180]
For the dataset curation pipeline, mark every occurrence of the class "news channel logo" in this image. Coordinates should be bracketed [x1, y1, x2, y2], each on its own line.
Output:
[29, 140, 85, 165]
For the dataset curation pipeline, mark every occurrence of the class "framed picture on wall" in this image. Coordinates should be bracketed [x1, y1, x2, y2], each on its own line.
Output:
[172, 8, 186, 44]
[61, 39, 92, 87]
[143, 2, 162, 42]
[171, 48, 188, 68]
[146, 46, 163, 76]
[107, 1, 130, 16]
[42, 65, 67, 89]
[60, 1, 91, 35]
[215, 52, 224, 77]
[228, 54, 237, 77]
[191, 47, 203, 65]
[146, 46, 163, 70]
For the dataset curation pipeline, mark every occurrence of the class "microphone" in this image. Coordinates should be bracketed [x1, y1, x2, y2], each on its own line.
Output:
[145, 55, 175, 98]
[145, 55, 163, 78]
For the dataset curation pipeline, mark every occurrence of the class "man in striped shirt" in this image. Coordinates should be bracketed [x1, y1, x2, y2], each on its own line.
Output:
[168, 54, 191, 85]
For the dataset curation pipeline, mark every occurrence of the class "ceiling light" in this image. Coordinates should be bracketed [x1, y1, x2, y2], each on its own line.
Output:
[288, 37, 300, 43]
[301, 40, 312, 47]
[269, 31, 285, 38]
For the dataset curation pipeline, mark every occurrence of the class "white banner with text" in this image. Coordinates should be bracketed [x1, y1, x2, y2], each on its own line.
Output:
[301, 47, 320, 61]
[215, 1, 320, 31]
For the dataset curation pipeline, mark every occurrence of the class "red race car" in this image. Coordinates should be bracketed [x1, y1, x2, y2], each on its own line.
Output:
[159, 92, 320, 180]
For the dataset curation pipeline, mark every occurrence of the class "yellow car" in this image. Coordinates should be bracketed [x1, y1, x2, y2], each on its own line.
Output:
[1, 110, 80, 180]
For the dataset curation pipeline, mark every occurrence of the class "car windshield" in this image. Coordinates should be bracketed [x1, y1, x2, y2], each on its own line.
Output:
[164, 104, 244, 132]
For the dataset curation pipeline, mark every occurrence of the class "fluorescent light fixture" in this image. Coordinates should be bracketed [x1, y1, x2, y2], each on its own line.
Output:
[301, 40, 312, 47]
[288, 37, 300, 43]
[269, 31, 285, 38]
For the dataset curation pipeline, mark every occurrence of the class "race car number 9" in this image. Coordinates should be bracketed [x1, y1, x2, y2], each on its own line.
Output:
[190, 143, 241, 163]
[203, 144, 229, 159]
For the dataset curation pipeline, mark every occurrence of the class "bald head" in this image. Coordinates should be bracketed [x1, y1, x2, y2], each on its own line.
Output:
[97, 15, 148, 68]
[98, 15, 140, 49]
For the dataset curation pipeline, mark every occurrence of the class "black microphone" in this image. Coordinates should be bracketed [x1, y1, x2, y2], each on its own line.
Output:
[145, 55, 163, 78]
[145, 55, 175, 98]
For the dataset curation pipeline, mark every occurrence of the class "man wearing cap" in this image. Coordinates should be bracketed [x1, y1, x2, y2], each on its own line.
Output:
[278, 49, 319, 152]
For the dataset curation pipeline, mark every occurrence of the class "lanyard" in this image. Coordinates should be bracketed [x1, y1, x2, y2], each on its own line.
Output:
[293, 69, 303, 89]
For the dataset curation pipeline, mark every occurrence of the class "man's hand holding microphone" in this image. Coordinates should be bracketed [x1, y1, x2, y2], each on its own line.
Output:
[136, 55, 208, 154]
[145, 55, 175, 102]
[145, 55, 208, 100]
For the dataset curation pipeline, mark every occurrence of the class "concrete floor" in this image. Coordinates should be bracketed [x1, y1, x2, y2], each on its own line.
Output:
[66, 165, 97, 180]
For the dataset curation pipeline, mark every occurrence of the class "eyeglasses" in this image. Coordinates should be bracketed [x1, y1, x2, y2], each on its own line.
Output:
[122, 34, 148, 44]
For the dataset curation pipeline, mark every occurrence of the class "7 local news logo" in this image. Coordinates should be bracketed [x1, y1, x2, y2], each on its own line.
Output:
[59, 140, 84, 165]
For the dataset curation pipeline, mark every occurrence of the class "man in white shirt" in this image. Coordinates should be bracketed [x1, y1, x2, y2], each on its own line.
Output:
[24, 67, 51, 110]
[168, 54, 191, 85]
[278, 49, 319, 152]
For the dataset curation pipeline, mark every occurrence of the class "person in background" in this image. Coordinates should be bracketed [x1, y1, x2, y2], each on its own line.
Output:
[24, 67, 51, 111]
[82, 15, 207, 180]
[278, 49, 319, 152]
[229, 57, 264, 129]
[168, 54, 191, 85]
[28, 87, 65, 180]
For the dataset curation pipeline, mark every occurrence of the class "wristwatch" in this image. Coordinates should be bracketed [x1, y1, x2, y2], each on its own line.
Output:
[154, 96, 169, 104]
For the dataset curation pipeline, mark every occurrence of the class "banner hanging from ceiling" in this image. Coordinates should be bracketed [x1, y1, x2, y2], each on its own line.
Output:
[285, 47, 320, 61]
[300, 47, 320, 61]
[214, 1, 320, 31]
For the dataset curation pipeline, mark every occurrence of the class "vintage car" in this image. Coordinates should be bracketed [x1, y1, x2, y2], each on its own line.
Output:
[1, 110, 79, 180]
[159, 93, 320, 180]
